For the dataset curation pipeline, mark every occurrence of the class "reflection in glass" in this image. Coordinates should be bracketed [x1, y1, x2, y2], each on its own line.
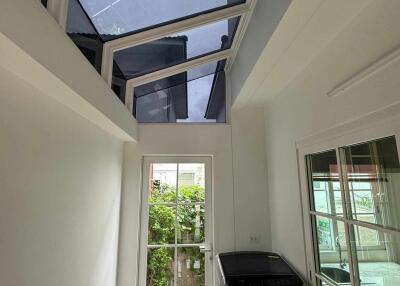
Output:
[177, 247, 205, 286]
[317, 277, 329, 286]
[148, 205, 175, 245]
[79, 0, 245, 41]
[149, 163, 177, 203]
[178, 164, 205, 202]
[308, 150, 344, 215]
[135, 70, 226, 123]
[313, 216, 351, 284]
[351, 225, 400, 286]
[147, 247, 175, 286]
[177, 205, 205, 244]
[113, 17, 239, 79]
[341, 136, 400, 230]
[66, 0, 103, 73]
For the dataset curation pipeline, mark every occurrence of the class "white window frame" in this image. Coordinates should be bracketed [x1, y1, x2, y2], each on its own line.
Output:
[296, 106, 400, 286]
[138, 156, 214, 286]
[100, 0, 256, 86]
[44, 0, 258, 123]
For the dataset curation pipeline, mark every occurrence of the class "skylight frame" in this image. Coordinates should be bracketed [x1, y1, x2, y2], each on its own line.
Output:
[101, 1, 255, 86]
[108, 0, 257, 115]
[45, 0, 257, 123]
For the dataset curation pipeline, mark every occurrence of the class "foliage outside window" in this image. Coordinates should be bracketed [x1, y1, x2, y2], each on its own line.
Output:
[147, 167, 206, 286]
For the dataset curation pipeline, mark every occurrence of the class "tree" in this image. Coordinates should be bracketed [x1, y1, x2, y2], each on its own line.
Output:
[147, 183, 205, 286]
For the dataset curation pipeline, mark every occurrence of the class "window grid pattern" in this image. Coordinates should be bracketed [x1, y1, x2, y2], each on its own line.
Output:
[146, 163, 206, 286]
[306, 136, 400, 286]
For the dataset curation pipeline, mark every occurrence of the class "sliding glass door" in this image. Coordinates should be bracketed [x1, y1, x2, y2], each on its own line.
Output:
[306, 136, 400, 286]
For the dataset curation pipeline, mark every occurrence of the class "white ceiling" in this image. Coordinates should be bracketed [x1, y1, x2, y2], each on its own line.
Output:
[233, 0, 400, 107]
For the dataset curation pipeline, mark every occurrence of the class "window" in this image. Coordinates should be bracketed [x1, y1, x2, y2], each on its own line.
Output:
[112, 17, 239, 79]
[140, 158, 213, 286]
[306, 136, 400, 286]
[78, 0, 245, 41]
[133, 60, 226, 123]
[66, 0, 104, 73]
[44, 0, 255, 124]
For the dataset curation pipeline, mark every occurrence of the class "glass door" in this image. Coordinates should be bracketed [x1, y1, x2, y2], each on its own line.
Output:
[139, 156, 213, 286]
[306, 136, 400, 286]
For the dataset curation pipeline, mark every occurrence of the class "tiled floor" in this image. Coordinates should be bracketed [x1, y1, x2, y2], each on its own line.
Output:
[323, 262, 400, 286]
[358, 262, 400, 286]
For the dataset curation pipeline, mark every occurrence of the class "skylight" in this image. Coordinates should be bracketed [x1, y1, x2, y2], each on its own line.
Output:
[134, 60, 226, 123]
[57, 0, 255, 123]
[113, 17, 239, 78]
[78, 0, 245, 41]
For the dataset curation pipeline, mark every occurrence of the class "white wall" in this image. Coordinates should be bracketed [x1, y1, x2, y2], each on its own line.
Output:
[117, 143, 142, 286]
[231, 108, 270, 250]
[0, 66, 124, 286]
[264, 40, 400, 278]
[0, 0, 138, 141]
[115, 115, 269, 286]
[230, 0, 292, 103]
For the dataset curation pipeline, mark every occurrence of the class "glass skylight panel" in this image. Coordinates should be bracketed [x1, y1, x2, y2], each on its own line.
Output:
[134, 61, 225, 98]
[112, 16, 239, 79]
[66, 0, 103, 73]
[133, 60, 226, 123]
[78, 0, 245, 41]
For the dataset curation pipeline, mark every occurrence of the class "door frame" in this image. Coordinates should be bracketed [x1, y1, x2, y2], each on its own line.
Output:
[138, 155, 214, 286]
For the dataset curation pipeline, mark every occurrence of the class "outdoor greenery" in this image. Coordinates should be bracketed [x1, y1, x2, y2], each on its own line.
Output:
[147, 183, 205, 286]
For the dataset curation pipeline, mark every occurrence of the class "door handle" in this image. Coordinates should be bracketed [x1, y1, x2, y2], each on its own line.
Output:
[199, 244, 213, 253]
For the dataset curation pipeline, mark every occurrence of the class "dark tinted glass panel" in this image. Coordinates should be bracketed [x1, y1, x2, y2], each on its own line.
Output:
[113, 36, 188, 80]
[135, 61, 225, 98]
[78, 0, 245, 41]
[341, 136, 400, 230]
[113, 17, 239, 79]
[134, 67, 226, 123]
[66, 0, 103, 73]
[307, 150, 343, 215]
[111, 61, 126, 103]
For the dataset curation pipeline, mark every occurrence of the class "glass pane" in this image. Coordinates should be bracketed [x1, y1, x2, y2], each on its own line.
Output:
[79, 0, 245, 41]
[316, 277, 329, 286]
[149, 163, 177, 203]
[147, 247, 175, 286]
[177, 205, 205, 244]
[134, 60, 225, 98]
[341, 136, 400, 230]
[354, 222, 381, 247]
[66, 0, 103, 73]
[113, 17, 239, 78]
[177, 247, 205, 286]
[307, 150, 344, 216]
[352, 190, 374, 214]
[313, 216, 351, 284]
[134, 70, 226, 123]
[351, 225, 400, 286]
[178, 164, 205, 202]
[148, 205, 175, 245]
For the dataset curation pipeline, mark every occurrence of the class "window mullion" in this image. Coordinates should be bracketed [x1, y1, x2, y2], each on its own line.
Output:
[174, 164, 179, 286]
[336, 147, 359, 286]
